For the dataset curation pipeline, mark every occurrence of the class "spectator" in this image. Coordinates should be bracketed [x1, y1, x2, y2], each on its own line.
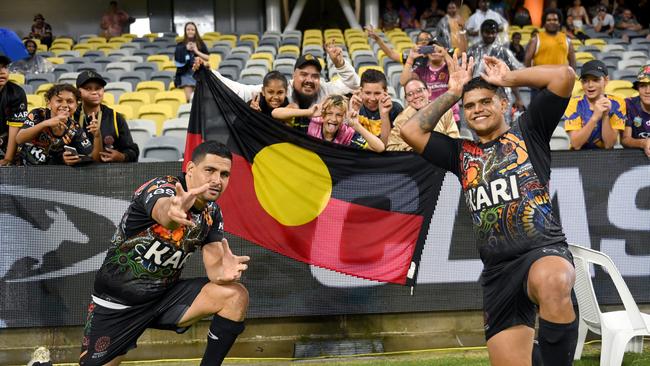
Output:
[9, 39, 54, 75]
[420, 0, 446, 29]
[249, 71, 291, 120]
[207, 45, 360, 132]
[365, 27, 433, 67]
[175, 22, 210, 102]
[353, 69, 403, 144]
[387, 78, 458, 151]
[567, 0, 591, 28]
[28, 14, 52, 48]
[466, 0, 508, 46]
[398, 0, 420, 29]
[509, 32, 525, 63]
[16, 84, 98, 165]
[381, 0, 400, 31]
[73, 71, 139, 163]
[307, 94, 385, 152]
[467, 19, 525, 120]
[434, 0, 468, 53]
[100, 1, 130, 39]
[592, 5, 615, 37]
[400, 38, 460, 123]
[511, 1, 532, 27]
[562, 60, 626, 149]
[0, 55, 27, 166]
[565, 14, 590, 43]
[615, 9, 648, 43]
[621, 64, 650, 156]
[525, 8, 576, 69]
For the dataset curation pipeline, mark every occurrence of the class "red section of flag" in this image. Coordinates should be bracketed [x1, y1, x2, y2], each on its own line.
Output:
[183, 132, 203, 172]
[218, 154, 423, 284]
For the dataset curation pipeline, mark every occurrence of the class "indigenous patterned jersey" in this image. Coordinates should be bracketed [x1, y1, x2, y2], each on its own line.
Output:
[422, 89, 569, 267]
[93, 175, 224, 306]
[18, 108, 93, 165]
[0, 81, 28, 158]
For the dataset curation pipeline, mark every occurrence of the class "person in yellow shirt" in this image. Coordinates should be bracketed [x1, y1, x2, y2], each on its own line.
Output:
[562, 60, 626, 149]
[524, 8, 576, 69]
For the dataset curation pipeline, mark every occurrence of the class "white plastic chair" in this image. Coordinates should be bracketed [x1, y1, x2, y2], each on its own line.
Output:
[568, 243, 650, 366]
[550, 126, 570, 151]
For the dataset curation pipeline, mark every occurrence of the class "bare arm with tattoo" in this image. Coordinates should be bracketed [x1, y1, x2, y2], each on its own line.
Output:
[401, 49, 475, 153]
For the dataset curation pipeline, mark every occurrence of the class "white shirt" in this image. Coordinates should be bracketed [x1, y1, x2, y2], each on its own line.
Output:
[466, 9, 508, 46]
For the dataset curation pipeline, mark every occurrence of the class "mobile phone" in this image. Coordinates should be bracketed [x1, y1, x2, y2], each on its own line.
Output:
[419, 45, 435, 54]
[64, 146, 78, 156]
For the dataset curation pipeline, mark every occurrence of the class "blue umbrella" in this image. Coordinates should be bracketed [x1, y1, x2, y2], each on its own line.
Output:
[0, 28, 29, 62]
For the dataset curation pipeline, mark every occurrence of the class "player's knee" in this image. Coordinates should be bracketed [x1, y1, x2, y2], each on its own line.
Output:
[530, 269, 573, 303]
[214, 283, 248, 318]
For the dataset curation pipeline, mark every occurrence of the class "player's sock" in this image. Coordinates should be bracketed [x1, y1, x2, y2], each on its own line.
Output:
[200, 315, 245, 366]
[532, 339, 543, 366]
[538, 317, 578, 366]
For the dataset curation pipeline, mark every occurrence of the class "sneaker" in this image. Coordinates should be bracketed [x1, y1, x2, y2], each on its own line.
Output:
[27, 346, 52, 366]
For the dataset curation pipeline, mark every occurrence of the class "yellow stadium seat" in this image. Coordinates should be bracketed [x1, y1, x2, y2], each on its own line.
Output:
[9, 73, 24, 85]
[108, 36, 130, 45]
[111, 104, 134, 119]
[575, 52, 595, 63]
[204, 32, 220, 39]
[86, 37, 107, 45]
[50, 44, 72, 52]
[138, 104, 174, 135]
[119, 91, 151, 115]
[73, 43, 95, 54]
[278, 45, 300, 56]
[52, 37, 74, 47]
[250, 53, 272, 69]
[36, 83, 53, 98]
[143, 33, 159, 41]
[37, 44, 48, 52]
[121, 33, 137, 40]
[175, 35, 184, 43]
[349, 43, 371, 54]
[585, 38, 607, 47]
[154, 90, 186, 116]
[147, 54, 171, 69]
[606, 80, 636, 98]
[304, 29, 323, 38]
[395, 41, 415, 54]
[136, 81, 166, 100]
[46, 57, 64, 65]
[202, 33, 219, 42]
[27, 94, 45, 110]
[209, 54, 222, 70]
[303, 38, 323, 47]
[240, 33, 259, 44]
[160, 60, 177, 72]
[325, 36, 345, 45]
[103, 92, 115, 105]
[572, 82, 584, 96]
[96, 44, 119, 54]
[359, 65, 384, 76]
[610, 88, 638, 98]
[216, 34, 237, 48]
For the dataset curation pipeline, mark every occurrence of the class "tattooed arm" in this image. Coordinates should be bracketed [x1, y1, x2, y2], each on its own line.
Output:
[401, 49, 475, 153]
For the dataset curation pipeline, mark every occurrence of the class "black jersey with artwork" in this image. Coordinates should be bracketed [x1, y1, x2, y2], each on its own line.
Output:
[422, 89, 569, 267]
[0, 81, 28, 157]
[93, 175, 224, 306]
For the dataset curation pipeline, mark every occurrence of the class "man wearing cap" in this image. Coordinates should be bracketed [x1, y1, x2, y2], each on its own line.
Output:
[0, 55, 28, 166]
[70, 70, 139, 164]
[9, 39, 54, 75]
[525, 8, 575, 69]
[205, 43, 359, 132]
[28, 14, 53, 48]
[465, 0, 507, 46]
[562, 59, 626, 149]
[621, 64, 650, 157]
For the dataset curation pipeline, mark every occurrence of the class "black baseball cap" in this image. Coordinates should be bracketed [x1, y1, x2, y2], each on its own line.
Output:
[76, 70, 107, 88]
[580, 60, 608, 79]
[294, 53, 322, 72]
[0, 55, 11, 66]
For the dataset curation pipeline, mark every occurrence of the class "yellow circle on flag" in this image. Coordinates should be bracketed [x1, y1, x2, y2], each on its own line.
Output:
[252, 143, 332, 226]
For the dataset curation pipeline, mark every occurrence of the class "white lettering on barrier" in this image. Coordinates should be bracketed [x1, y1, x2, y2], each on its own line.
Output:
[549, 168, 592, 248]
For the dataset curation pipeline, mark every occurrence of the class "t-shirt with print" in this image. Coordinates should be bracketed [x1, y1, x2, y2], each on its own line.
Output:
[358, 101, 403, 137]
[18, 108, 93, 165]
[625, 96, 650, 139]
[420, 89, 569, 268]
[413, 63, 461, 121]
[93, 175, 225, 306]
[562, 94, 626, 149]
[0, 81, 28, 157]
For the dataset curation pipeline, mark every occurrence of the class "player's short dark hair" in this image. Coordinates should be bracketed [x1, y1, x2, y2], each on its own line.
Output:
[360, 69, 387, 89]
[192, 141, 232, 163]
[462, 77, 507, 99]
[543, 8, 563, 25]
[262, 70, 288, 90]
[44, 84, 81, 102]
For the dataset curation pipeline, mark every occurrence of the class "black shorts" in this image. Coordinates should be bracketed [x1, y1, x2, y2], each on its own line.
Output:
[79, 277, 209, 366]
[481, 244, 573, 341]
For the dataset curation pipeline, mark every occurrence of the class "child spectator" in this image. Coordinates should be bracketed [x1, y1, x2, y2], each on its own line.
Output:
[249, 71, 291, 120]
[0, 55, 27, 166]
[621, 64, 650, 156]
[353, 69, 403, 144]
[175, 22, 210, 102]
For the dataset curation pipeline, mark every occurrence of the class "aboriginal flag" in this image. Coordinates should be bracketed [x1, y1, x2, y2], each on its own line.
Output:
[183, 68, 444, 285]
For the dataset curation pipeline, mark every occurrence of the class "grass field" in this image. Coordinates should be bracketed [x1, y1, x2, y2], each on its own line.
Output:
[54, 342, 647, 366]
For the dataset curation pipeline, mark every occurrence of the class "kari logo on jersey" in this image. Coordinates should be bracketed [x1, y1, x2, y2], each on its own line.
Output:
[138, 240, 193, 270]
[1, 185, 129, 283]
[466, 175, 520, 212]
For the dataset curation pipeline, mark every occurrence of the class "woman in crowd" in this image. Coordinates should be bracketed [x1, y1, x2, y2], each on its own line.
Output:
[174, 22, 210, 102]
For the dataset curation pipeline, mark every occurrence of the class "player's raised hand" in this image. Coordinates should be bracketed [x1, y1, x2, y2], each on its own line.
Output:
[168, 182, 210, 226]
[218, 239, 250, 282]
[480, 55, 512, 87]
[445, 48, 475, 96]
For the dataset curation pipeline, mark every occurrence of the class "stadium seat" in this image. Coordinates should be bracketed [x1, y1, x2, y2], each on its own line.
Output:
[133, 49, 155, 58]
[52, 37, 74, 47]
[177, 103, 192, 119]
[105, 62, 133, 74]
[21, 84, 33, 94]
[107, 49, 132, 58]
[133, 62, 159, 79]
[245, 59, 271, 72]
[160, 60, 177, 72]
[218, 63, 242, 80]
[278, 45, 300, 57]
[25, 73, 55, 90]
[150, 71, 175, 89]
[103, 92, 115, 105]
[154, 90, 186, 116]
[118, 71, 147, 89]
[569, 244, 650, 365]
[611, 70, 639, 83]
[161, 118, 189, 139]
[105, 81, 133, 100]
[256, 45, 277, 57]
[77, 63, 103, 73]
[138, 104, 174, 135]
[35, 83, 54, 98]
[239, 70, 264, 85]
[216, 34, 237, 48]
[141, 135, 184, 161]
[358, 65, 384, 76]
[622, 51, 648, 62]
[210, 45, 231, 60]
[111, 104, 134, 119]
[120, 56, 145, 64]
[136, 81, 166, 100]
[58, 72, 80, 85]
[26, 94, 44, 110]
[618, 59, 644, 71]
[72, 43, 95, 55]
[550, 126, 570, 150]
[83, 50, 105, 60]
[127, 119, 157, 148]
[118, 91, 151, 115]
[45, 56, 64, 65]
[120, 42, 141, 52]
[96, 44, 120, 54]
[574, 52, 595, 64]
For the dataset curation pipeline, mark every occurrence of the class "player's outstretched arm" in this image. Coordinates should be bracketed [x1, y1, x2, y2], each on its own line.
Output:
[202, 238, 250, 284]
[401, 48, 474, 153]
[481, 56, 575, 98]
[152, 182, 210, 229]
